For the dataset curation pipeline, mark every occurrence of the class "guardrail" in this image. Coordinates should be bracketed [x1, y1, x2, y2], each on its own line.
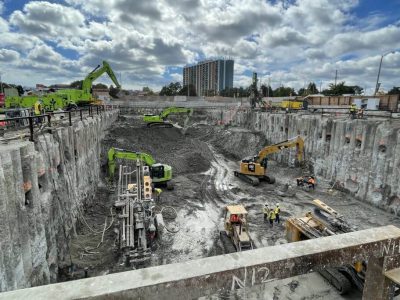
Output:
[0, 105, 118, 142]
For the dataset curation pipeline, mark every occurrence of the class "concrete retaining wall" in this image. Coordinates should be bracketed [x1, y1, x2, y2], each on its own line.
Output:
[0, 110, 118, 292]
[219, 110, 400, 214]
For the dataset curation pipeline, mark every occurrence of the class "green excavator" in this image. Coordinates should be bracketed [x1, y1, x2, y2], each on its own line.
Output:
[107, 147, 173, 189]
[6, 61, 121, 110]
[143, 107, 193, 127]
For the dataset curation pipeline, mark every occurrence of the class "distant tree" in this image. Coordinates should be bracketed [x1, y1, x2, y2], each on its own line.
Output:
[93, 83, 108, 89]
[298, 82, 318, 96]
[297, 88, 306, 96]
[388, 87, 400, 95]
[109, 85, 119, 98]
[178, 84, 196, 96]
[70, 80, 83, 89]
[307, 82, 318, 94]
[274, 86, 297, 97]
[219, 87, 250, 97]
[159, 82, 182, 96]
[322, 81, 363, 96]
[142, 86, 155, 95]
[261, 84, 273, 97]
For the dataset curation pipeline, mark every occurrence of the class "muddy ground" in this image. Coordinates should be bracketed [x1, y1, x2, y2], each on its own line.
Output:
[68, 114, 400, 299]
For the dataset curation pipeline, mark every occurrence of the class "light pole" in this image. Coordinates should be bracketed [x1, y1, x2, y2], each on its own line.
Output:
[374, 51, 395, 96]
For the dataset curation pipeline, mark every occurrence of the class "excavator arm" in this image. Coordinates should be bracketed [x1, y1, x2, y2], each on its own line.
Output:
[108, 147, 156, 179]
[82, 61, 121, 95]
[159, 107, 193, 119]
[256, 136, 304, 163]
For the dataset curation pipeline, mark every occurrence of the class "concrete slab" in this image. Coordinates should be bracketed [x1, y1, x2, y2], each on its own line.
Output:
[1, 225, 400, 300]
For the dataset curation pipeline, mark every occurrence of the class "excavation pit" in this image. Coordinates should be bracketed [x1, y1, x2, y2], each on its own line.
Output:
[2, 109, 400, 299]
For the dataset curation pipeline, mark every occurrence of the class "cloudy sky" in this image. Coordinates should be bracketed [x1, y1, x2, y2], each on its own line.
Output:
[0, 0, 399, 93]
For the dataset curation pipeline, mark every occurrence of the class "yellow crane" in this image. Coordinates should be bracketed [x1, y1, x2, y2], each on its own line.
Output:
[234, 136, 304, 186]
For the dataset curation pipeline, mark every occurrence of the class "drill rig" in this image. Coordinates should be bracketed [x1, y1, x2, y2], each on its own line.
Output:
[114, 161, 164, 265]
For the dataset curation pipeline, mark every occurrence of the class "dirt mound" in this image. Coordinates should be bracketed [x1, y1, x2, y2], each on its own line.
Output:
[186, 126, 266, 160]
[104, 125, 212, 175]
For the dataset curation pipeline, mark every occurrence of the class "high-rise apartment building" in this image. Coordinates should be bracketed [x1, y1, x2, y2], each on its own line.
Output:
[183, 59, 234, 96]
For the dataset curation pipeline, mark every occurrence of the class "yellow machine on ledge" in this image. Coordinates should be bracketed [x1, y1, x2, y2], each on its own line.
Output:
[234, 136, 305, 186]
[286, 199, 365, 294]
[220, 205, 254, 253]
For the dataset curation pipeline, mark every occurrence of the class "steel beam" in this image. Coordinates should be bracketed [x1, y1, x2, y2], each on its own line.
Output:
[2, 225, 400, 300]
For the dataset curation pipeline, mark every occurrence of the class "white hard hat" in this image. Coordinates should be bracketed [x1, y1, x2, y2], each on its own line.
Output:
[264, 202, 269, 206]
[276, 203, 280, 206]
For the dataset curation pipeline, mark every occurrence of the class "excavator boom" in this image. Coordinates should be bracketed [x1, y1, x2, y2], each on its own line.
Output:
[143, 106, 193, 127]
[82, 61, 121, 94]
[256, 135, 304, 163]
[108, 147, 156, 179]
[160, 107, 193, 119]
[107, 147, 173, 188]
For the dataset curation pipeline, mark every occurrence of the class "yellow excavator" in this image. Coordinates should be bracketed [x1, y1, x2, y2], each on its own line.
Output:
[234, 136, 305, 186]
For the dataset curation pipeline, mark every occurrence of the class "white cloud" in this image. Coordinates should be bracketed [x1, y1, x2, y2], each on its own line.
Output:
[0, 0, 398, 92]
[10, 1, 85, 39]
[0, 49, 20, 61]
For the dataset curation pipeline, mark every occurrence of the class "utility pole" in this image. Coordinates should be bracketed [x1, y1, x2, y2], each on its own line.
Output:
[374, 51, 395, 96]
[334, 70, 338, 88]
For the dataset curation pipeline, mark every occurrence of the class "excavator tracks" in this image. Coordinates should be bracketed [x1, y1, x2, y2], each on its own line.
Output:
[220, 231, 236, 254]
[147, 122, 173, 128]
[319, 268, 352, 295]
[234, 171, 260, 186]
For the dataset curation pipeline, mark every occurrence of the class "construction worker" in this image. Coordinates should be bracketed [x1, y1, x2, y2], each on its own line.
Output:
[154, 188, 162, 201]
[357, 108, 365, 119]
[268, 208, 276, 228]
[308, 176, 315, 190]
[274, 204, 281, 224]
[34, 100, 43, 124]
[262, 202, 269, 221]
[349, 103, 357, 119]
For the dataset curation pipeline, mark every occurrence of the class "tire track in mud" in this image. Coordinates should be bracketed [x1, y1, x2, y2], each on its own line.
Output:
[199, 144, 239, 208]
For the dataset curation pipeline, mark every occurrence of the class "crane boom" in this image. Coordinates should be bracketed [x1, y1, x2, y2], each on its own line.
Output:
[256, 135, 304, 163]
[82, 61, 121, 94]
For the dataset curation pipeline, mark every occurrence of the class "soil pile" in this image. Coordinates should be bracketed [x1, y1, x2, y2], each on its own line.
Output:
[103, 125, 212, 175]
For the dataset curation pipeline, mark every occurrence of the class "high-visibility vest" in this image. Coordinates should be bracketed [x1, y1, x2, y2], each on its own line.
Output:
[34, 102, 41, 115]
[274, 207, 280, 214]
[269, 211, 276, 220]
[263, 206, 269, 214]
